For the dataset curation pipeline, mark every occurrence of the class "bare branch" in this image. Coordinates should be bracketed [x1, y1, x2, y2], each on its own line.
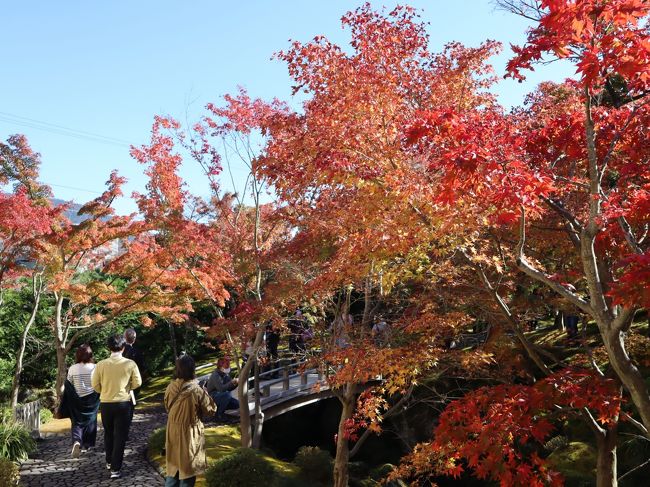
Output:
[493, 0, 544, 21]
[621, 411, 650, 437]
[617, 216, 643, 254]
[619, 457, 650, 482]
[516, 207, 592, 315]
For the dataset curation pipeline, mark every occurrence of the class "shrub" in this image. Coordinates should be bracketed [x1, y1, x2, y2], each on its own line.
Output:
[205, 448, 276, 487]
[293, 446, 332, 484]
[351, 480, 380, 487]
[370, 463, 395, 481]
[148, 427, 166, 457]
[39, 407, 53, 425]
[349, 460, 370, 479]
[0, 421, 35, 461]
[0, 407, 12, 425]
[0, 457, 19, 486]
[543, 435, 569, 453]
[272, 475, 312, 487]
[547, 441, 596, 485]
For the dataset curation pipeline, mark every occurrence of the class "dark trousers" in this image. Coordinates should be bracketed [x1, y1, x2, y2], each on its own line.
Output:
[128, 402, 135, 425]
[267, 335, 279, 360]
[165, 472, 196, 487]
[209, 391, 239, 420]
[100, 401, 132, 471]
[71, 419, 97, 448]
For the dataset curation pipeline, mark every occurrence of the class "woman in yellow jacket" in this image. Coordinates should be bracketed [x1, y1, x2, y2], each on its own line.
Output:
[164, 354, 217, 487]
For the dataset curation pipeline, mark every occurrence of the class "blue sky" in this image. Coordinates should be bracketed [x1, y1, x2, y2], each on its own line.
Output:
[0, 1, 574, 214]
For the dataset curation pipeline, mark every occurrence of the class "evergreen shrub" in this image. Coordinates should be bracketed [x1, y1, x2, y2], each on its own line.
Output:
[39, 407, 53, 425]
[205, 448, 276, 487]
[0, 457, 19, 486]
[0, 421, 35, 461]
[148, 427, 166, 457]
[293, 446, 332, 484]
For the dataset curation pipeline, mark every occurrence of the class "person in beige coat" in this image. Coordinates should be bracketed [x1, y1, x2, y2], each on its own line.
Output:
[164, 354, 217, 487]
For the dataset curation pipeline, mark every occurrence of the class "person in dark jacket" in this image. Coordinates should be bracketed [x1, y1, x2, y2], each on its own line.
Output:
[123, 328, 145, 424]
[265, 320, 280, 377]
[205, 358, 239, 422]
[123, 328, 145, 378]
[288, 309, 306, 355]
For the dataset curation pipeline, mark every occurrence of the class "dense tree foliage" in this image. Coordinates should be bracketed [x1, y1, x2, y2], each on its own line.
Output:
[1, 2, 649, 486]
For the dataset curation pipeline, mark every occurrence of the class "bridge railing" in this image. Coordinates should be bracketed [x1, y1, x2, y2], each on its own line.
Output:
[258, 366, 322, 398]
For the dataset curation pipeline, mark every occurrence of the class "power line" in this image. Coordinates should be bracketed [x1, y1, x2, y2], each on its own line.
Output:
[0, 111, 133, 148]
[47, 183, 104, 195]
[0, 115, 130, 148]
[0, 111, 133, 144]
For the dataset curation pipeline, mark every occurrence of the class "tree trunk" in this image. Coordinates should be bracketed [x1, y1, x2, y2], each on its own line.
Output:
[601, 328, 650, 432]
[580, 94, 650, 433]
[333, 385, 355, 487]
[238, 328, 265, 448]
[252, 359, 264, 449]
[10, 275, 43, 408]
[361, 264, 373, 329]
[238, 359, 253, 448]
[52, 294, 67, 403]
[596, 424, 617, 487]
[168, 321, 178, 358]
[54, 342, 67, 403]
[349, 384, 414, 459]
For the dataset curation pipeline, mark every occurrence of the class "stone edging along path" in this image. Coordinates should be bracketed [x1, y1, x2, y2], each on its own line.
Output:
[19, 408, 166, 487]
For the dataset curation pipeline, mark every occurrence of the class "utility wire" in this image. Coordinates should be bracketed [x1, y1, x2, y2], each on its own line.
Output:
[0, 111, 132, 144]
[0, 115, 130, 148]
[0, 111, 132, 148]
[47, 183, 104, 195]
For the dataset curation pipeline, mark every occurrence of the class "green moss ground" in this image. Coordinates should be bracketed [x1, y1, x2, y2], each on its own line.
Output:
[149, 425, 299, 487]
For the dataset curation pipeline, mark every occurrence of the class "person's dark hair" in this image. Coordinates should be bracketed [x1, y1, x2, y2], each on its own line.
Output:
[75, 344, 93, 364]
[124, 328, 136, 344]
[175, 354, 196, 381]
[107, 334, 126, 352]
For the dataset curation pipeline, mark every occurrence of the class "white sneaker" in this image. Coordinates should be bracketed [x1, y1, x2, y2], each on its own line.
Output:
[71, 442, 81, 458]
[110, 471, 121, 479]
[106, 463, 111, 470]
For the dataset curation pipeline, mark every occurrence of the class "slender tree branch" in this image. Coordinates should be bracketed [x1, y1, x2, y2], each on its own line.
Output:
[516, 208, 592, 315]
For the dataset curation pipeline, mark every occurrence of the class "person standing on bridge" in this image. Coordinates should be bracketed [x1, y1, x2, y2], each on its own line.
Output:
[205, 357, 239, 423]
[92, 334, 142, 479]
[164, 353, 216, 487]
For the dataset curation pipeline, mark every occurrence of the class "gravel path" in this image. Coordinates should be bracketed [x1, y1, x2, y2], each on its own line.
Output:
[19, 409, 166, 487]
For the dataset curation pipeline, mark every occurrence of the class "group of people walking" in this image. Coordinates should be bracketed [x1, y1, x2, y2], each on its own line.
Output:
[60, 330, 142, 480]
[59, 310, 391, 483]
[60, 329, 240, 485]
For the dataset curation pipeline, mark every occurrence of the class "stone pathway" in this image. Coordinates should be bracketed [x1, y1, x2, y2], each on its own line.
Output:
[19, 409, 166, 487]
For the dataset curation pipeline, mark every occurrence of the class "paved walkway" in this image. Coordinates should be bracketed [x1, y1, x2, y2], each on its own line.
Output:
[19, 409, 166, 487]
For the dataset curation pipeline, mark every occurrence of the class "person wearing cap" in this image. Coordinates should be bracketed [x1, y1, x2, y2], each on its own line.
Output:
[205, 358, 239, 422]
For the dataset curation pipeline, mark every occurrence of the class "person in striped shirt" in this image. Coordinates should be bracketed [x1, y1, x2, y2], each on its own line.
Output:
[66, 344, 100, 458]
